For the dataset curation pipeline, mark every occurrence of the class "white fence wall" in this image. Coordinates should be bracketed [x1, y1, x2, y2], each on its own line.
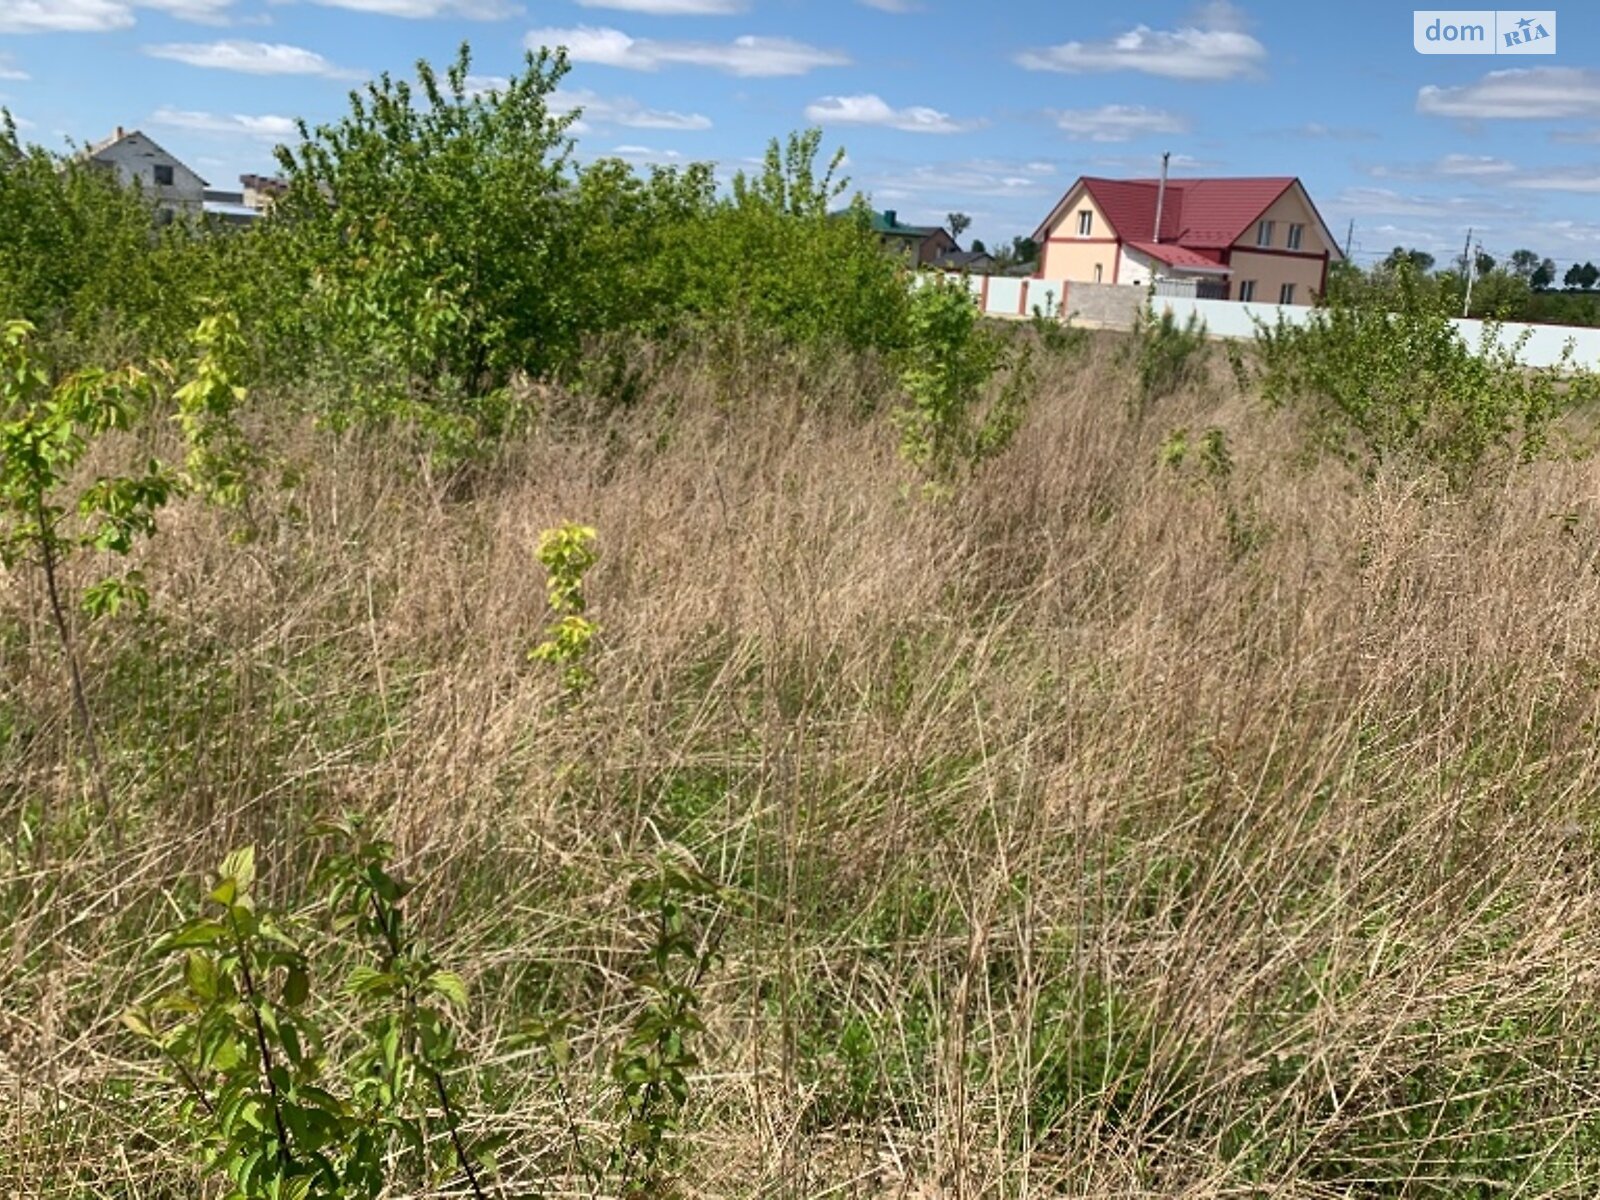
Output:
[928, 271, 1600, 371]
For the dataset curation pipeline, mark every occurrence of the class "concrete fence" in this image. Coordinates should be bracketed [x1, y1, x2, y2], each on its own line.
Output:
[931, 273, 1600, 372]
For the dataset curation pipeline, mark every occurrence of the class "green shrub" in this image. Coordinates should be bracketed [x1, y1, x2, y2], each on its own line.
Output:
[894, 278, 1035, 486]
[1256, 262, 1597, 487]
[1127, 302, 1210, 410]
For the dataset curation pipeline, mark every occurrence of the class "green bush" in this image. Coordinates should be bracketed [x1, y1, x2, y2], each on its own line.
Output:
[1256, 262, 1596, 487]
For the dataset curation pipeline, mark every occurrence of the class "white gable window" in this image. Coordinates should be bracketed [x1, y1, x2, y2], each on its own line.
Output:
[1256, 220, 1274, 247]
[154, 164, 175, 187]
[1077, 209, 1093, 237]
[1094, 263, 1103, 282]
[1287, 223, 1304, 250]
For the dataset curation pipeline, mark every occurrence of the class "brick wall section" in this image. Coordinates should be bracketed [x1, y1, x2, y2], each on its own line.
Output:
[1064, 283, 1145, 329]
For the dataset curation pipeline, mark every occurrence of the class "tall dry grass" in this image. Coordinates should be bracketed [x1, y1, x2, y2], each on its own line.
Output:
[6, 332, 1600, 1197]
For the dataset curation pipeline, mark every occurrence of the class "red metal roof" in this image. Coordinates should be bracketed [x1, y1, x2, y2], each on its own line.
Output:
[1123, 241, 1229, 272]
[1035, 175, 1325, 253]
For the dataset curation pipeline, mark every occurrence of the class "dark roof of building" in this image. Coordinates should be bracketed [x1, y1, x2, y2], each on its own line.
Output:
[932, 249, 996, 271]
[868, 209, 945, 238]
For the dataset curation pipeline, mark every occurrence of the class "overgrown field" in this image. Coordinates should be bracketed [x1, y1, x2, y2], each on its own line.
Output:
[8, 318, 1600, 1196]
[9, 42, 1600, 1199]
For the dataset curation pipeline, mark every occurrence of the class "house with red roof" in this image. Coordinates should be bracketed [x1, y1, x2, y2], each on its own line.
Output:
[1032, 175, 1341, 306]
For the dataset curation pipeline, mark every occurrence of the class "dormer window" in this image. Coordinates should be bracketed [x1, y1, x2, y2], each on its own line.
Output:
[1256, 220, 1274, 247]
[1077, 209, 1093, 237]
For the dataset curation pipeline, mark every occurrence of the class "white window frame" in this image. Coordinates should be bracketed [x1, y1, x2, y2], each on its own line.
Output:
[1093, 263, 1103, 283]
[1287, 223, 1304, 251]
[1279, 282, 1296, 305]
[1256, 220, 1274, 247]
[1237, 280, 1257, 302]
[1077, 209, 1094, 237]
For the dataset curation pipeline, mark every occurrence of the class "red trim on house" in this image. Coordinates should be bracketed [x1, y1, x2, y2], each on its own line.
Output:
[1112, 239, 1122, 284]
[979, 275, 991, 311]
[1046, 237, 1120, 245]
[1318, 249, 1330, 299]
[1228, 245, 1328, 261]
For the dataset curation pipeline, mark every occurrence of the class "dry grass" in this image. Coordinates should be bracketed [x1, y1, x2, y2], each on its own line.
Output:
[6, 333, 1600, 1197]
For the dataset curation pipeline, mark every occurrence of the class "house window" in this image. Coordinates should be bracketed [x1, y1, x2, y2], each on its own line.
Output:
[1256, 220, 1274, 247]
[154, 164, 175, 187]
[1279, 282, 1296, 305]
[1287, 223, 1304, 250]
[1077, 209, 1093, 237]
[1237, 280, 1257, 302]
[1093, 263, 1103, 283]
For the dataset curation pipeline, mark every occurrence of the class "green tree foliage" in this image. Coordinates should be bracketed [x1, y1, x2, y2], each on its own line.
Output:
[1256, 262, 1595, 488]
[0, 112, 204, 359]
[894, 278, 1034, 486]
[125, 829, 493, 1200]
[270, 43, 580, 398]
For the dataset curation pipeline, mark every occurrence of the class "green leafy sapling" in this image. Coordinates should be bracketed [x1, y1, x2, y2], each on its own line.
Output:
[125, 825, 493, 1200]
[173, 308, 260, 511]
[895, 279, 1036, 490]
[610, 851, 722, 1200]
[0, 318, 173, 805]
[529, 522, 600, 693]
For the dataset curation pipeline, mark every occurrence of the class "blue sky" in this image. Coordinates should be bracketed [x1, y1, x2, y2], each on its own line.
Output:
[3, 1, 1600, 269]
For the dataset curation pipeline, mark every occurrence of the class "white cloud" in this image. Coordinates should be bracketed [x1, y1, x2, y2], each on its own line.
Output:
[0, 55, 29, 80]
[1366, 153, 1518, 181]
[0, 0, 134, 33]
[1050, 104, 1188, 142]
[1283, 122, 1377, 140]
[150, 106, 298, 140]
[525, 25, 849, 76]
[576, 0, 745, 12]
[1419, 68, 1600, 119]
[1507, 169, 1600, 194]
[1334, 186, 1522, 217]
[867, 158, 1059, 200]
[1552, 129, 1600, 144]
[607, 143, 690, 164]
[804, 94, 983, 134]
[552, 87, 711, 130]
[858, 0, 919, 10]
[1017, 6, 1266, 81]
[138, 0, 234, 23]
[0, 0, 245, 32]
[305, 0, 520, 17]
[143, 40, 361, 77]
[1088, 150, 1214, 172]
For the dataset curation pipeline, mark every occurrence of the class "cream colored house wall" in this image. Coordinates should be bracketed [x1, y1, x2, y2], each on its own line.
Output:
[1228, 183, 1331, 305]
[1225, 251, 1326, 305]
[1040, 187, 1118, 282]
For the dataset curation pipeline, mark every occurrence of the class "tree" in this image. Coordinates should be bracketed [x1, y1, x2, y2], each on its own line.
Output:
[970, 238, 987, 254]
[1566, 263, 1585, 290]
[1384, 246, 1435, 274]
[1583, 262, 1600, 291]
[1476, 250, 1496, 277]
[947, 211, 971, 242]
[1011, 235, 1039, 265]
[1508, 248, 1541, 280]
[272, 42, 580, 390]
[1532, 258, 1557, 290]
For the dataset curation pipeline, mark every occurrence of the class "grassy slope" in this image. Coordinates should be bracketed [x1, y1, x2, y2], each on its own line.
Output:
[6, 334, 1600, 1197]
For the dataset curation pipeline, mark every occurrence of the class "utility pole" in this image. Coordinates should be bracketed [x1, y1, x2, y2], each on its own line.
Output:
[1344, 219, 1354, 260]
[1462, 228, 1476, 318]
